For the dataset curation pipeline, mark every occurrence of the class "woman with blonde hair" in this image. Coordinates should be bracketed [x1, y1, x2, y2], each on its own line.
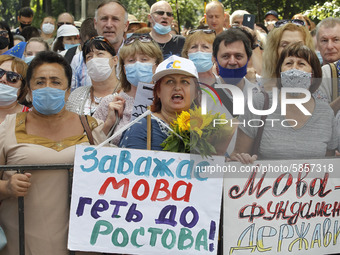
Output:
[181, 29, 217, 86]
[262, 22, 314, 90]
[93, 34, 163, 145]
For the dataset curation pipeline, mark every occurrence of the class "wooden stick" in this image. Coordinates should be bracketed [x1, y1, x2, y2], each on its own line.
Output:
[147, 106, 151, 150]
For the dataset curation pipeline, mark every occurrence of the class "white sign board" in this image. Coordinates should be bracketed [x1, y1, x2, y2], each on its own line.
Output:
[131, 82, 154, 121]
[223, 158, 340, 255]
[68, 145, 224, 254]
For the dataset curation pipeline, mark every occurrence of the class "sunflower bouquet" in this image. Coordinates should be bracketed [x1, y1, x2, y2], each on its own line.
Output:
[161, 107, 236, 157]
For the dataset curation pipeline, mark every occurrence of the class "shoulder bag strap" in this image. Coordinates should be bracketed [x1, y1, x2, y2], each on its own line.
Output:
[215, 88, 237, 117]
[329, 63, 338, 101]
[79, 115, 95, 145]
[251, 90, 269, 156]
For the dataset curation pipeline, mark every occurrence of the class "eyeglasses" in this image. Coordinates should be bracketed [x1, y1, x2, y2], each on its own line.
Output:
[274, 19, 305, 28]
[124, 34, 153, 45]
[152, 11, 173, 17]
[0, 68, 22, 84]
[0, 30, 8, 37]
[188, 29, 215, 35]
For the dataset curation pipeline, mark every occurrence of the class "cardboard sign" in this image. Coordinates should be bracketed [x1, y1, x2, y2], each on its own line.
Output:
[131, 82, 154, 121]
[68, 145, 224, 254]
[223, 158, 340, 255]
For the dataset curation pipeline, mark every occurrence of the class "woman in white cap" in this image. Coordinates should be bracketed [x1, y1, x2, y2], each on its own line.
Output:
[119, 55, 201, 150]
[52, 24, 80, 55]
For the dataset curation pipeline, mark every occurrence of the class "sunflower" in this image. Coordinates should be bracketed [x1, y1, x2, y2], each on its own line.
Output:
[190, 107, 214, 137]
[175, 111, 191, 132]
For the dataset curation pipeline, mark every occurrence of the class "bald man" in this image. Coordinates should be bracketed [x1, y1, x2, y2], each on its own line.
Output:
[148, 0, 185, 59]
[205, 1, 226, 34]
[57, 12, 74, 28]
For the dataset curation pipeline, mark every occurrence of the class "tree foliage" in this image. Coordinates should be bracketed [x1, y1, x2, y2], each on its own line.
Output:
[304, 0, 340, 22]
[2, 0, 337, 31]
[222, 0, 330, 23]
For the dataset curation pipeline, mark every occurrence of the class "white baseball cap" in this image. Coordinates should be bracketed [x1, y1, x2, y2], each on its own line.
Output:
[57, 24, 79, 38]
[152, 55, 199, 82]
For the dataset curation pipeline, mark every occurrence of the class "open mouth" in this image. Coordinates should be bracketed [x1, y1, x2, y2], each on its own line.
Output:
[161, 21, 168, 26]
[172, 94, 184, 102]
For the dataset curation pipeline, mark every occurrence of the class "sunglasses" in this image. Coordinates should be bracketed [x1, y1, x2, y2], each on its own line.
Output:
[124, 34, 153, 45]
[152, 11, 173, 17]
[0, 68, 22, 84]
[274, 19, 305, 28]
[188, 29, 215, 35]
[0, 30, 8, 37]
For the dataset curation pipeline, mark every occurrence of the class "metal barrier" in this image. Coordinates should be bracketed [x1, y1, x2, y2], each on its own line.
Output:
[1, 164, 74, 255]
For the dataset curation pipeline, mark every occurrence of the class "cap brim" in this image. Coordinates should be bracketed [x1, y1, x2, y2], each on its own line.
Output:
[152, 69, 197, 82]
[129, 21, 147, 27]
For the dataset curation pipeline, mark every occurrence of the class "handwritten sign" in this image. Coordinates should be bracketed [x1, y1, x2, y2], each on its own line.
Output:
[223, 158, 340, 255]
[131, 82, 154, 121]
[68, 145, 224, 254]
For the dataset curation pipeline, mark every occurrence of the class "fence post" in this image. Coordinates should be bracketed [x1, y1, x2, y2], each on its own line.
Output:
[18, 169, 25, 255]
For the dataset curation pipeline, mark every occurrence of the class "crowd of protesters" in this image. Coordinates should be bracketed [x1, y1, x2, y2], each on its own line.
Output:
[1, 0, 340, 254]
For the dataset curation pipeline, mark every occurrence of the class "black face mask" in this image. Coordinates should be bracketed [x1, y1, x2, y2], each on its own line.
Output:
[20, 22, 31, 29]
[0, 36, 9, 50]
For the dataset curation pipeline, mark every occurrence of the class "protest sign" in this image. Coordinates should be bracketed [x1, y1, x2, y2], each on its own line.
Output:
[68, 145, 224, 254]
[223, 158, 340, 255]
[131, 82, 154, 121]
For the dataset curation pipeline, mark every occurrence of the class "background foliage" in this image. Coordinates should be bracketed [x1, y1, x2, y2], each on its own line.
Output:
[0, 0, 339, 30]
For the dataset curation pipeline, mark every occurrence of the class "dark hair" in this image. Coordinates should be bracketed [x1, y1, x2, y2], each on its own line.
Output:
[255, 23, 268, 34]
[79, 18, 98, 45]
[213, 28, 252, 60]
[19, 7, 34, 18]
[52, 36, 65, 52]
[276, 42, 322, 93]
[82, 37, 116, 63]
[27, 51, 72, 89]
[21, 26, 40, 41]
[151, 77, 202, 112]
[0, 21, 14, 48]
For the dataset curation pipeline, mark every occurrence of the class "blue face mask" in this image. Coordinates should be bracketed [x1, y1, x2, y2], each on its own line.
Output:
[64, 43, 80, 50]
[0, 83, 18, 106]
[217, 60, 248, 85]
[125, 62, 154, 86]
[32, 87, 66, 115]
[151, 15, 171, 35]
[153, 22, 171, 35]
[188, 52, 213, 73]
[24, 55, 35, 64]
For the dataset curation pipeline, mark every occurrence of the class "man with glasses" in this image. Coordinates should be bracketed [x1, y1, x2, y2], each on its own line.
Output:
[204, 1, 227, 35]
[11, 7, 34, 35]
[94, 0, 129, 54]
[148, 0, 185, 59]
[57, 12, 75, 28]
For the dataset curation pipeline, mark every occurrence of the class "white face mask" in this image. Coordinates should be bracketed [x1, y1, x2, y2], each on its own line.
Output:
[42, 23, 55, 35]
[0, 83, 18, 106]
[86, 58, 113, 82]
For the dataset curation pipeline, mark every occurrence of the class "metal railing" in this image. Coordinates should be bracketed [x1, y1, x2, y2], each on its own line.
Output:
[1, 164, 73, 255]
